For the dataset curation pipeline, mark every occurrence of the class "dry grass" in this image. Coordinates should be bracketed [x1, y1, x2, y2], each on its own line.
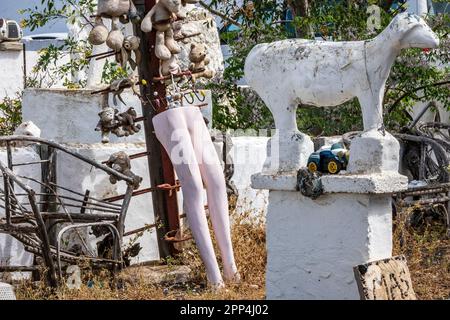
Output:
[14, 208, 266, 300]
[13, 201, 450, 300]
[393, 204, 450, 300]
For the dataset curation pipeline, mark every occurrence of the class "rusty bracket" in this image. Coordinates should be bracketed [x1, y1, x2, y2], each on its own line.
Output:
[157, 181, 181, 197]
[163, 229, 192, 243]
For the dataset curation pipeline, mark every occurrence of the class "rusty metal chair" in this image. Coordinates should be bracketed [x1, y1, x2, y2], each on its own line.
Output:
[0, 136, 140, 287]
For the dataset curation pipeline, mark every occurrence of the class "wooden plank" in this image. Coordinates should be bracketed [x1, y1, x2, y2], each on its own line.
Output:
[133, 0, 181, 258]
[353, 255, 417, 300]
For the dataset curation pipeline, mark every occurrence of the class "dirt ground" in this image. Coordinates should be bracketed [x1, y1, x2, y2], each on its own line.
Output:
[12, 204, 449, 300]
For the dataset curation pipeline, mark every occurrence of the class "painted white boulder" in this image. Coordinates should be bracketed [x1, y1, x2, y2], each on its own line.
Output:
[245, 13, 439, 173]
[347, 130, 401, 174]
[175, 6, 224, 82]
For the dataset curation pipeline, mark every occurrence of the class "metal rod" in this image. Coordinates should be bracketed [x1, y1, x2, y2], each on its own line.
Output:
[96, 52, 117, 61]
[28, 192, 58, 287]
[3, 173, 11, 226]
[174, 32, 201, 41]
[103, 187, 155, 202]
[29, 201, 121, 214]
[152, 70, 192, 82]
[0, 266, 39, 272]
[12, 160, 50, 167]
[40, 212, 119, 221]
[86, 50, 115, 59]
[15, 192, 122, 211]
[102, 151, 151, 164]
[0, 136, 135, 185]
[117, 185, 134, 244]
[46, 183, 122, 207]
[402, 197, 450, 206]
[80, 190, 91, 214]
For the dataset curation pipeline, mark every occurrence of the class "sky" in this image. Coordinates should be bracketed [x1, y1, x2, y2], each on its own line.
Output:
[1, 0, 67, 35]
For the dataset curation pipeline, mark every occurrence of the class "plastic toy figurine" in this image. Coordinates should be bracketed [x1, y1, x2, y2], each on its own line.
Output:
[307, 143, 349, 174]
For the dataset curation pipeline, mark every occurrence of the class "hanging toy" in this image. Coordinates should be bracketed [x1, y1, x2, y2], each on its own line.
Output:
[160, 55, 181, 77]
[106, 19, 125, 51]
[189, 43, 215, 81]
[140, 0, 182, 61]
[88, 16, 109, 45]
[88, 0, 131, 49]
[118, 35, 142, 70]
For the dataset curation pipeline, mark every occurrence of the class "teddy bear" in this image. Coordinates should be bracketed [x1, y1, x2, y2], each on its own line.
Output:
[97, 0, 130, 18]
[95, 106, 127, 143]
[116, 107, 142, 136]
[105, 151, 143, 189]
[189, 43, 215, 81]
[140, 0, 182, 61]
[160, 54, 181, 77]
[89, 0, 138, 53]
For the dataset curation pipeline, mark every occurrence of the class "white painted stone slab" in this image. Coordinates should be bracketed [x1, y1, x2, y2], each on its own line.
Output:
[230, 137, 269, 216]
[0, 47, 24, 100]
[252, 171, 408, 194]
[266, 191, 393, 300]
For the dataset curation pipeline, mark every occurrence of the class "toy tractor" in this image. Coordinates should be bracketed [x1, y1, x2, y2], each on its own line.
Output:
[307, 142, 349, 174]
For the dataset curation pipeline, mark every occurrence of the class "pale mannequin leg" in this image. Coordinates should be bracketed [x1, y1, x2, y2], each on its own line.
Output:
[187, 108, 240, 282]
[153, 108, 223, 287]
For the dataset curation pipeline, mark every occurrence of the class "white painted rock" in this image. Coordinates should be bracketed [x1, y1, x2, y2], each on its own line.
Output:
[13, 121, 42, 146]
[347, 129, 401, 174]
[174, 7, 224, 82]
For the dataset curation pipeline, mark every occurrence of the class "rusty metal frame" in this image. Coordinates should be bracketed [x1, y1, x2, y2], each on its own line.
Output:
[0, 136, 138, 287]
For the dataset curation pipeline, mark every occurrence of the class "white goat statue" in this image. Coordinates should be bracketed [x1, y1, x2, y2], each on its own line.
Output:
[245, 13, 440, 173]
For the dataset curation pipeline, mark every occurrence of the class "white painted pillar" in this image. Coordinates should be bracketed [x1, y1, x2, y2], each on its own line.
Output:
[252, 132, 408, 300]
[0, 42, 24, 100]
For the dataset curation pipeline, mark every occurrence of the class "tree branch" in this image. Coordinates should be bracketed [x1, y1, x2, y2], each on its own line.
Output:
[198, 1, 242, 28]
[387, 80, 450, 113]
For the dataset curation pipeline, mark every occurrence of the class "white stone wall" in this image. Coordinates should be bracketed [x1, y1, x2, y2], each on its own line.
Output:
[54, 143, 160, 264]
[230, 137, 269, 217]
[0, 48, 24, 101]
[22, 88, 214, 144]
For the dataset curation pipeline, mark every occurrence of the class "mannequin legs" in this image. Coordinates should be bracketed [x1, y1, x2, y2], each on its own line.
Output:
[152, 107, 238, 288]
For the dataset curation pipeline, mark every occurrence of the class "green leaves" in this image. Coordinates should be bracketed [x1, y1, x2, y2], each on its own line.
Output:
[207, 0, 449, 134]
[0, 95, 23, 135]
